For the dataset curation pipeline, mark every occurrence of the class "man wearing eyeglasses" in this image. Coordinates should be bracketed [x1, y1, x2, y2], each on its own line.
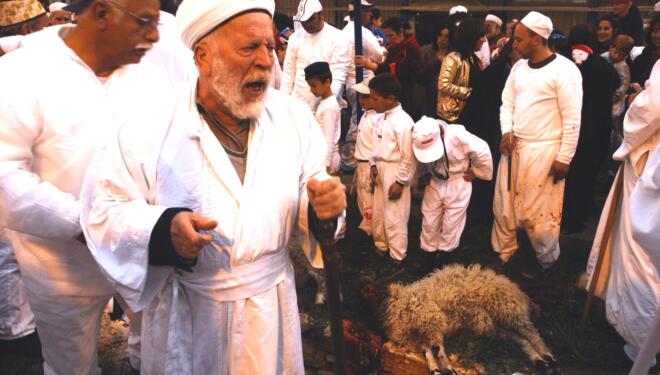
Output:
[0, 0, 170, 374]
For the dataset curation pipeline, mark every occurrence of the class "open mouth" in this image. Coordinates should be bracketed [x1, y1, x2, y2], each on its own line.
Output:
[244, 80, 267, 97]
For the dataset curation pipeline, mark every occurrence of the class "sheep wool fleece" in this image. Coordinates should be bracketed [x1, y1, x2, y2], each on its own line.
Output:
[492, 54, 582, 267]
[371, 105, 416, 260]
[420, 124, 493, 253]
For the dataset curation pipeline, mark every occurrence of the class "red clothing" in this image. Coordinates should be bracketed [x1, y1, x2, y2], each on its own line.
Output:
[377, 35, 422, 118]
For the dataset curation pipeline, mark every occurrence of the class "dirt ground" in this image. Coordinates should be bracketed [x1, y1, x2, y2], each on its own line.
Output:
[0, 171, 657, 375]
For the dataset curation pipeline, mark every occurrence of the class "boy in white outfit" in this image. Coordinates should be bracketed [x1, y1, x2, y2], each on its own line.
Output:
[413, 117, 493, 269]
[352, 77, 381, 236]
[305, 61, 341, 175]
[368, 73, 415, 271]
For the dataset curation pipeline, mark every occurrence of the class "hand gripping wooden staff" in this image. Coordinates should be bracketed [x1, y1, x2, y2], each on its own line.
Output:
[316, 218, 347, 375]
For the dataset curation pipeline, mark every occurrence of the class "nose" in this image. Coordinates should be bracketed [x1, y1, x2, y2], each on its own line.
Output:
[255, 44, 274, 70]
[145, 26, 159, 44]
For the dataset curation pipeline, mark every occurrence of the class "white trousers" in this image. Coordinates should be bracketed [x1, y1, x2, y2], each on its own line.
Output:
[0, 239, 35, 340]
[372, 161, 411, 261]
[25, 290, 112, 375]
[355, 162, 374, 235]
[491, 141, 563, 267]
[420, 177, 472, 252]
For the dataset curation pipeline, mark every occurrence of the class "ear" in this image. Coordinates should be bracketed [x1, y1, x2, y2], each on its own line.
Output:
[19, 23, 32, 35]
[194, 40, 212, 76]
[387, 94, 396, 103]
[90, 1, 112, 30]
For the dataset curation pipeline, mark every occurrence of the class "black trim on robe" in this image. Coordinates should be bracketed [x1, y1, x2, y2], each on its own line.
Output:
[148, 207, 197, 272]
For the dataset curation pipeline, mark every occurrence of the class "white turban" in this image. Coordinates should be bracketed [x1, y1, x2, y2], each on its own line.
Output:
[49, 2, 67, 12]
[176, 0, 275, 49]
[485, 14, 502, 27]
[520, 11, 553, 40]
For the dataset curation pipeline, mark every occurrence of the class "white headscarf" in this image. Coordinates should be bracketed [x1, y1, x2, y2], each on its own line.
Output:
[176, 0, 275, 49]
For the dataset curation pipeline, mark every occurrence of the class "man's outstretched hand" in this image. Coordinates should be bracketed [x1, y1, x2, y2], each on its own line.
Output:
[170, 212, 217, 260]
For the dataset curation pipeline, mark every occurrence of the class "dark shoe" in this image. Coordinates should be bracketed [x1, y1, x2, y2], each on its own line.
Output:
[0, 331, 42, 357]
[434, 251, 454, 269]
[413, 251, 436, 275]
[380, 258, 404, 278]
[373, 246, 388, 258]
[487, 258, 508, 275]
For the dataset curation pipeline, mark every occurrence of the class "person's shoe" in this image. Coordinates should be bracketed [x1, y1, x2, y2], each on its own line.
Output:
[380, 258, 404, 278]
[373, 246, 388, 258]
[434, 251, 455, 269]
[0, 331, 42, 357]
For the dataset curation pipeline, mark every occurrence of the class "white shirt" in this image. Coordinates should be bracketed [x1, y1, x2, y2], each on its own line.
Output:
[342, 21, 386, 81]
[315, 95, 341, 170]
[424, 124, 493, 181]
[500, 54, 583, 164]
[355, 110, 381, 161]
[371, 104, 416, 184]
[281, 22, 351, 110]
[0, 26, 173, 296]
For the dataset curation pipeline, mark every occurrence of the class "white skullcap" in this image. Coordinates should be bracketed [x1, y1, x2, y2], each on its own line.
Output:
[176, 0, 275, 49]
[49, 2, 67, 12]
[448, 5, 468, 16]
[520, 11, 552, 40]
[485, 14, 502, 26]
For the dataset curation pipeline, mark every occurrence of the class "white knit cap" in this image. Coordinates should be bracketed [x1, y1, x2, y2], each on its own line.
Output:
[448, 5, 468, 16]
[49, 2, 67, 12]
[485, 14, 502, 26]
[520, 11, 553, 40]
[293, 0, 322, 22]
[176, 0, 275, 49]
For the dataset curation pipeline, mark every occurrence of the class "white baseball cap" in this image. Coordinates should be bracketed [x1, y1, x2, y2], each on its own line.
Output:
[293, 0, 322, 22]
[352, 77, 372, 95]
[449, 5, 468, 16]
[412, 116, 445, 163]
[520, 11, 553, 40]
[485, 14, 502, 27]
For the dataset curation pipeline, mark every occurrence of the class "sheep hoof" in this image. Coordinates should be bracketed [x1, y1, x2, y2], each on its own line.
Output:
[429, 369, 441, 375]
[534, 357, 561, 375]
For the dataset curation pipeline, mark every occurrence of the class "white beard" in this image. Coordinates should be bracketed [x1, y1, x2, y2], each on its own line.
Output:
[210, 58, 270, 120]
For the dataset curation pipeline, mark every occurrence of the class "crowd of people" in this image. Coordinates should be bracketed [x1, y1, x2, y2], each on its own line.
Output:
[0, 0, 658, 374]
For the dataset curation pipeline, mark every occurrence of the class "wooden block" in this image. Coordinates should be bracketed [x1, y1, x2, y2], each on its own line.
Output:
[381, 341, 428, 375]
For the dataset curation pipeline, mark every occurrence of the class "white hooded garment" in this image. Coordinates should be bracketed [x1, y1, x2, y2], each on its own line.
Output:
[80, 77, 335, 374]
[585, 60, 660, 349]
[0, 25, 174, 375]
[281, 22, 351, 110]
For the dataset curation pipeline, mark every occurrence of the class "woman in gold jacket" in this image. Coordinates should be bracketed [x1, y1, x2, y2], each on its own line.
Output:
[437, 17, 487, 123]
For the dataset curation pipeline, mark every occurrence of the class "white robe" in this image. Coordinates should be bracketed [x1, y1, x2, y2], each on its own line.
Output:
[0, 26, 172, 375]
[281, 22, 350, 110]
[585, 60, 660, 349]
[419, 124, 492, 253]
[80, 80, 336, 374]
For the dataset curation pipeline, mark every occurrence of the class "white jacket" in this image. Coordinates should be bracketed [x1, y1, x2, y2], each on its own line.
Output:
[281, 22, 350, 110]
[0, 26, 173, 297]
[371, 104, 416, 185]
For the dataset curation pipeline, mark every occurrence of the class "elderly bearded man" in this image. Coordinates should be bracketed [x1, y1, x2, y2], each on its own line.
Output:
[79, 0, 347, 373]
[0, 0, 167, 374]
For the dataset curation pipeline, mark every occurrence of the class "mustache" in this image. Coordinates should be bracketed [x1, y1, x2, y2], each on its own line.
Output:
[241, 70, 271, 86]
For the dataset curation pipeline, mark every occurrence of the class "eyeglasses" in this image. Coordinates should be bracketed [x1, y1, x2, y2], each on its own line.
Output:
[101, 0, 159, 30]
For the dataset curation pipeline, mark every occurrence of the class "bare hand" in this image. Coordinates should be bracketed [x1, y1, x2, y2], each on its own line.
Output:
[171, 212, 217, 260]
[355, 55, 369, 68]
[548, 160, 570, 183]
[370, 165, 379, 185]
[308, 177, 346, 220]
[463, 168, 476, 182]
[627, 83, 643, 105]
[499, 132, 516, 156]
[388, 182, 404, 200]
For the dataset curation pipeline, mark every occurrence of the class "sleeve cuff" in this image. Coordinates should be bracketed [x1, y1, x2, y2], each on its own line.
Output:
[148, 207, 196, 272]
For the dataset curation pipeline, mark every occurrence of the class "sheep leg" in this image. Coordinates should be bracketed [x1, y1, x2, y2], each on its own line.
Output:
[430, 337, 457, 375]
[495, 328, 543, 363]
[424, 347, 441, 375]
[515, 322, 559, 373]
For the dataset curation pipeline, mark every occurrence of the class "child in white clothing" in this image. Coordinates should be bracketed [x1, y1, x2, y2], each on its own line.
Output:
[352, 78, 381, 236]
[413, 117, 493, 269]
[305, 61, 341, 175]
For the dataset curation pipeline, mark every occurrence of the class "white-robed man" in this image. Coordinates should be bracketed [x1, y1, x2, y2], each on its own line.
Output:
[281, 0, 351, 110]
[585, 60, 659, 366]
[491, 11, 582, 273]
[0, 0, 168, 374]
[79, 0, 346, 373]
